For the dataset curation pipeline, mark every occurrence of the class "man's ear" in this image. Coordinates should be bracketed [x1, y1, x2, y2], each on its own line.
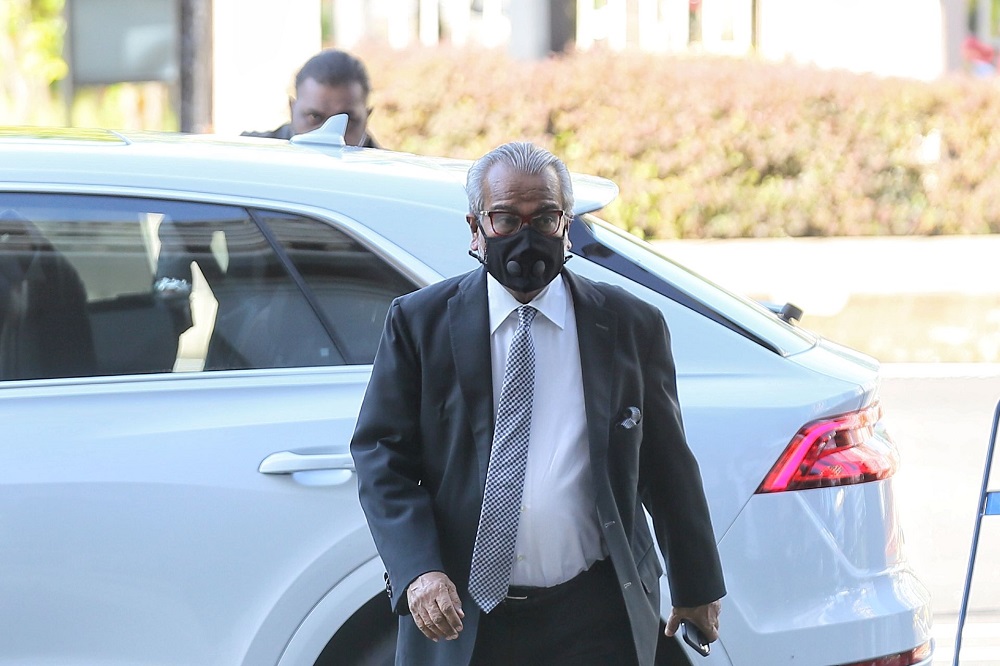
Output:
[467, 214, 481, 251]
[287, 96, 296, 116]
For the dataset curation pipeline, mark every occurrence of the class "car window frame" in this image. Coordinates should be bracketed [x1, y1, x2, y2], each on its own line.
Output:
[0, 186, 438, 381]
[569, 214, 818, 357]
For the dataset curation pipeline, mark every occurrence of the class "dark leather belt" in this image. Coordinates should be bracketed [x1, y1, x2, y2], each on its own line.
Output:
[503, 558, 612, 607]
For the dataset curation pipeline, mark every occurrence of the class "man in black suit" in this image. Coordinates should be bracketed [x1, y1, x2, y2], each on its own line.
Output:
[350, 142, 725, 665]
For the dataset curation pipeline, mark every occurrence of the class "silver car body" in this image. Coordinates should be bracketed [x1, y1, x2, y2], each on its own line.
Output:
[0, 128, 932, 665]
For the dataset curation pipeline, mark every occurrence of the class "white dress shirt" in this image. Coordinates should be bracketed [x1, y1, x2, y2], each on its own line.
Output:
[487, 273, 607, 588]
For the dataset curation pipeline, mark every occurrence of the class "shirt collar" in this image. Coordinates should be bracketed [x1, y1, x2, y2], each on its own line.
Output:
[487, 272, 568, 334]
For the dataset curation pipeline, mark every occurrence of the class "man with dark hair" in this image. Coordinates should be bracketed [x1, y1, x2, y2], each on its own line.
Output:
[243, 48, 380, 147]
[351, 141, 725, 665]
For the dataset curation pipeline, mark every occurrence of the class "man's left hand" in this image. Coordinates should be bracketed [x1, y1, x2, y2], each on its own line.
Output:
[664, 599, 721, 642]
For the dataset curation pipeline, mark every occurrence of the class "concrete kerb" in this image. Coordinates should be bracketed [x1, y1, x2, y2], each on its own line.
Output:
[652, 235, 1000, 364]
[653, 235, 1000, 318]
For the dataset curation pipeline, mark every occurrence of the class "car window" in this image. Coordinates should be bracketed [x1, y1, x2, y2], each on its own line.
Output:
[577, 213, 817, 356]
[0, 193, 338, 380]
[255, 210, 418, 365]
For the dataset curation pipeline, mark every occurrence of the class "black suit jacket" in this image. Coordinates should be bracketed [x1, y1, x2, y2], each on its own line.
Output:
[351, 267, 725, 665]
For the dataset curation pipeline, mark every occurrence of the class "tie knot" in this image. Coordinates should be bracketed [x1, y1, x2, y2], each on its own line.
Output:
[517, 305, 537, 330]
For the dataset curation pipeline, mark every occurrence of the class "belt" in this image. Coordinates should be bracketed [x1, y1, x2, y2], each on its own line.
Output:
[503, 558, 612, 607]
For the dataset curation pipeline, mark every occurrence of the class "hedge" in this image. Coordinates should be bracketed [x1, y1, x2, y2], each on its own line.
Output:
[354, 43, 1000, 240]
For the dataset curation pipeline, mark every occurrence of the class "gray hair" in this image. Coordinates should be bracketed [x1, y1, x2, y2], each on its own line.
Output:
[465, 142, 575, 218]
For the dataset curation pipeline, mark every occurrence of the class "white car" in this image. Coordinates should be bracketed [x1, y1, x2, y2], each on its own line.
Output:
[0, 124, 932, 665]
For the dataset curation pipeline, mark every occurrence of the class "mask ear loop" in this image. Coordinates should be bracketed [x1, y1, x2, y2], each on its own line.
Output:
[468, 219, 489, 265]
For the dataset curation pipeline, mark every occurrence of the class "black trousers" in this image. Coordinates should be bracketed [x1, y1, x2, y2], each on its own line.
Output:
[470, 559, 638, 666]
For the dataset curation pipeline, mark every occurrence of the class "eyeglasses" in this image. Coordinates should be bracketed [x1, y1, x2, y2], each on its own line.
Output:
[479, 209, 565, 237]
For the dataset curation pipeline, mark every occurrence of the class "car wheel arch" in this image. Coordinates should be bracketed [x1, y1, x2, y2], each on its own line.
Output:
[268, 555, 392, 666]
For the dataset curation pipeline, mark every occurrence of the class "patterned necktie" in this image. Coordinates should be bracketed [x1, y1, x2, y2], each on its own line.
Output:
[468, 305, 537, 613]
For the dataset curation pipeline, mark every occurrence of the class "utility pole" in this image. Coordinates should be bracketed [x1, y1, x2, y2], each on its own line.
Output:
[179, 0, 213, 133]
[976, 0, 992, 41]
[550, 0, 575, 52]
[508, 0, 550, 60]
[508, 0, 575, 60]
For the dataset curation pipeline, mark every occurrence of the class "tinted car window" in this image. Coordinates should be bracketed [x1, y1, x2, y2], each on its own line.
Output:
[257, 210, 417, 365]
[0, 194, 337, 379]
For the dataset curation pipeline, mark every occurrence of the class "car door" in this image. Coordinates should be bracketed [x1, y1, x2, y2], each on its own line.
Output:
[0, 193, 417, 664]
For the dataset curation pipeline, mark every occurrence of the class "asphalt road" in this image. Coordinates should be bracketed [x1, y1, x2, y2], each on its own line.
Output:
[879, 366, 1000, 665]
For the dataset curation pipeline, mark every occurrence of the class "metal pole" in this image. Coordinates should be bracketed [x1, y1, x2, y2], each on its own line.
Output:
[63, 0, 77, 127]
[508, 0, 550, 60]
[180, 0, 213, 133]
[977, 0, 990, 42]
[953, 398, 1000, 666]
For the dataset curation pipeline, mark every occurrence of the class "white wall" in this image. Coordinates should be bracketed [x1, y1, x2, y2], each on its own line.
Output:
[211, 0, 322, 135]
[205, 0, 956, 133]
[757, 0, 946, 81]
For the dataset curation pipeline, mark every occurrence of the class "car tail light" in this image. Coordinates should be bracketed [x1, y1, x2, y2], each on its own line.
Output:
[757, 401, 898, 493]
[836, 641, 932, 665]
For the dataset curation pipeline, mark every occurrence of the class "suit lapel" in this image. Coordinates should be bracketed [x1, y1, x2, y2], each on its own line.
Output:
[448, 268, 494, 489]
[564, 271, 617, 468]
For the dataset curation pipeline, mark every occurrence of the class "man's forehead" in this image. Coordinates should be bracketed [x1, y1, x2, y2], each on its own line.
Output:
[485, 164, 560, 196]
[485, 162, 559, 183]
[297, 79, 367, 104]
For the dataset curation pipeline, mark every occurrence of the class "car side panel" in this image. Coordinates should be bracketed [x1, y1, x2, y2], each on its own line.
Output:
[0, 369, 374, 665]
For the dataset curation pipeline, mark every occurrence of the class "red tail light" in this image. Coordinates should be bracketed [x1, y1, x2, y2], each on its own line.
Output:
[757, 401, 898, 493]
[836, 641, 931, 665]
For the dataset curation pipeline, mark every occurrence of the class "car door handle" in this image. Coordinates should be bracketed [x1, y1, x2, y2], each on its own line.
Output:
[258, 451, 356, 475]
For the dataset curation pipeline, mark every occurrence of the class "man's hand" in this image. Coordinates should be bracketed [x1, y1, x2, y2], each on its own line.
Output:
[664, 599, 721, 642]
[406, 571, 465, 642]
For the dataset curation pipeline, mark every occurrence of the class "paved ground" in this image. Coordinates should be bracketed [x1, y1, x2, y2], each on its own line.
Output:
[933, 612, 1000, 665]
[880, 369, 1000, 665]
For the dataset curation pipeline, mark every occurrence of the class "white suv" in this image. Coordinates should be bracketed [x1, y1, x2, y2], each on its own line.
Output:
[0, 126, 932, 665]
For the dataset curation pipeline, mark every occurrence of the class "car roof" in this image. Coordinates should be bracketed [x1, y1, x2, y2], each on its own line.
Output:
[0, 126, 619, 216]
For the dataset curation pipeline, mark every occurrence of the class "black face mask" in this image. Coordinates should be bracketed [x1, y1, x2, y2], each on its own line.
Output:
[474, 223, 569, 293]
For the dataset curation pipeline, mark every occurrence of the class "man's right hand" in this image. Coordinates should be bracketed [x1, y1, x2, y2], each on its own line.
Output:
[406, 571, 465, 641]
[664, 599, 721, 643]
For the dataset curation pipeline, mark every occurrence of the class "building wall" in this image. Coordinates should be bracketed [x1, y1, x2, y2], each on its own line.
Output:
[207, 0, 967, 134]
[756, 0, 947, 81]
[212, 0, 321, 135]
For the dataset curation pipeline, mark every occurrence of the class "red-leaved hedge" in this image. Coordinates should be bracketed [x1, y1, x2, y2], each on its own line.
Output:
[355, 43, 1000, 240]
